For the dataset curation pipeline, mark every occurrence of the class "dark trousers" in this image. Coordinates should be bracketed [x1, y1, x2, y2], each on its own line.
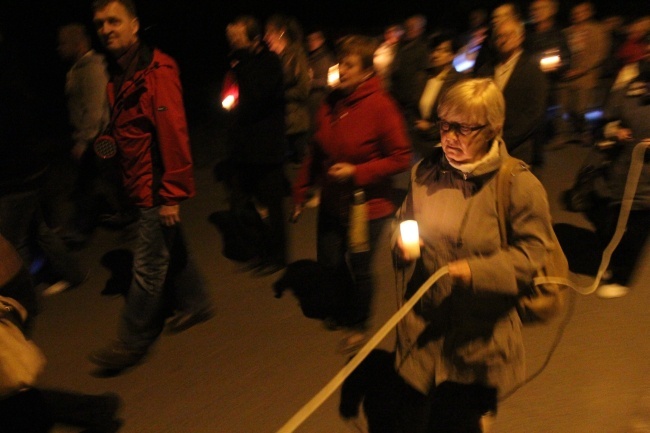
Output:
[0, 389, 53, 433]
[0, 189, 84, 285]
[317, 212, 386, 330]
[588, 201, 650, 286]
[118, 207, 212, 353]
[230, 162, 287, 266]
[396, 380, 497, 433]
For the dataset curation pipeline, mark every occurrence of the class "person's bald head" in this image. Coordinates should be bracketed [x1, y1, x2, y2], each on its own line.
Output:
[491, 3, 519, 27]
[57, 23, 92, 62]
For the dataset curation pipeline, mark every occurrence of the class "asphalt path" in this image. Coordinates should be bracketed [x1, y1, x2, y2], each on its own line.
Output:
[38, 140, 649, 433]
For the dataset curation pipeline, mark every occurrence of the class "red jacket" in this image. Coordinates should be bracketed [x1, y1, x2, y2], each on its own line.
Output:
[107, 46, 194, 207]
[293, 76, 412, 221]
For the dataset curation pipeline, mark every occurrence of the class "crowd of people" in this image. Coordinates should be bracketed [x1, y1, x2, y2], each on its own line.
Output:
[1, 0, 648, 431]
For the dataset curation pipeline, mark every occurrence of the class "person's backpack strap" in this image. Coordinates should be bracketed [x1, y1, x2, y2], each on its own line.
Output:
[495, 156, 526, 248]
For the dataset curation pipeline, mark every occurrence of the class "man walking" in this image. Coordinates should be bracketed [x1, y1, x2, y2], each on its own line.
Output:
[88, 0, 214, 371]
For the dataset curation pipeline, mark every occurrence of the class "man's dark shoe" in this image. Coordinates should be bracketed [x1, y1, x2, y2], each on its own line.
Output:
[253, 261, 286, 277]
[88, 341, 145, 370]
[165, 307, 215, 334]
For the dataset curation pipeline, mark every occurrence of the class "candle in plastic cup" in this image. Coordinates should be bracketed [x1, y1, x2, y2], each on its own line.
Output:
[400, 220, 420, 259]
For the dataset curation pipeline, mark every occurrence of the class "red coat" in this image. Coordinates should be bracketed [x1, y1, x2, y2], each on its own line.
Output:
[107, 47, 194, 208]
[293, 76, 412, 221]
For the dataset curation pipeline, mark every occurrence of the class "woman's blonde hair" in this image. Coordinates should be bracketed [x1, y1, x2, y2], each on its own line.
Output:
[437, 78, 505, 137]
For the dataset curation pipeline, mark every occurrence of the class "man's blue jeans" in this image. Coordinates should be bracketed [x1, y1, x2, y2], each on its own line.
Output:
[118, 206, 212, 353]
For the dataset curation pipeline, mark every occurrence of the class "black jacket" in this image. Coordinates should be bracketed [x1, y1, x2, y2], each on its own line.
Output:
[226, 46, 285, 165]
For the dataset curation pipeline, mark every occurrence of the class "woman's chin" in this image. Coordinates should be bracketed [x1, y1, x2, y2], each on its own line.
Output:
[444, 151, 466, 165]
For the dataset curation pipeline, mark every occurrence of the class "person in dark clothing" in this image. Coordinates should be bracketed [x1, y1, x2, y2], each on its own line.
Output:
[0, 24, 86, 296]
[412, 31, 464, 160]
[306, 29, 337, 127]
[477, 17, 548, 165]
[265, 14, 311, 165]
[389, 14, 429, 152]
[590, 61, 650, 298]
[0, 233, 123, 433]
[526, 0, 572, 162]
[224, 15, 288, 276]
[472, 3, 521, 74]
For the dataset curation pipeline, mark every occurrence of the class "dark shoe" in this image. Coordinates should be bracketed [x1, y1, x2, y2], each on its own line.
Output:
[337, 330, 368, 356]
[253, 262, 286, 277]
[165, 307, 215, 334]
[88, 341, 145, 370]
[99, 209, 138, 229]
[240, 257, 264, 273]
[46, 390, 123, 432]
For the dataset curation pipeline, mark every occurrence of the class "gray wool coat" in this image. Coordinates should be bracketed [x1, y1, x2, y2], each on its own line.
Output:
[394, 140, 557, 397]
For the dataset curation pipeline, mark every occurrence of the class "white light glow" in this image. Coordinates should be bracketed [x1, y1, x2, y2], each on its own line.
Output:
[400, 220, 421, 259]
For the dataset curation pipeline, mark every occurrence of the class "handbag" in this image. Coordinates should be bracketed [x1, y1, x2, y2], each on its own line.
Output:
[0, 296, 47, 397]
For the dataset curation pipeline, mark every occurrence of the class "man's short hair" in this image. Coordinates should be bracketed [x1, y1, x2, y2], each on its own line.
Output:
[92, 0, 138, 18]
[231, 15, 261, 42]
[495, 17, 526, 41]
[58, 23, 91, 46]
[427, 30, 461, 54]
[336, 35, 378, 70]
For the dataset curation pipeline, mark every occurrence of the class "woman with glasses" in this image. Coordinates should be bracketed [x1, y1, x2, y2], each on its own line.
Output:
[392, 78, 556, 432]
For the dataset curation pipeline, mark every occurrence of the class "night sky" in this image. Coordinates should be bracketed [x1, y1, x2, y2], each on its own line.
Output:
[2, 0, 648, 141]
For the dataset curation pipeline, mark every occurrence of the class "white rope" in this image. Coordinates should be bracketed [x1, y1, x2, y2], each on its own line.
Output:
[275, 266, 449, 433]
[534, 139, 650, 294]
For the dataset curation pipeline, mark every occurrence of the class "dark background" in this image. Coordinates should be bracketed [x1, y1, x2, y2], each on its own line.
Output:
[1, 0, 648, 147]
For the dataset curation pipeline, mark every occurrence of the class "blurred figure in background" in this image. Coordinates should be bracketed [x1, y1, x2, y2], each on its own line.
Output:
[553, 1, 610, 147]
[477, 17, 548, 166]
[389, 14, 429, 140]
[610, 17, 650, 91]
[224, 15, 288, 276]
[373, 23, 404, 90]
[0, 23, 86, 298]
[265, 14, 311, 166]
[412, 31, 463, 160]
[292, 35, 411, 355]
[472, 3, 521, 74]
[57, 23, 134, 247]
[306, 29, 336, 126]
[525, 0, 571, 162]
[590, 41, 650, 298]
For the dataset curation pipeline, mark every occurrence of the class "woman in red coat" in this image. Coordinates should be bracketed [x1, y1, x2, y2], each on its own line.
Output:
[292, 35, 412, 354]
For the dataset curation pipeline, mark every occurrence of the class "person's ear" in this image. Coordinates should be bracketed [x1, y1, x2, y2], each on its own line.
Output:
[131, 17, 140, 36]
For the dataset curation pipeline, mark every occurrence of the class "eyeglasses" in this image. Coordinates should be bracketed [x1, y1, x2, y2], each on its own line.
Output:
[437, 119, 487, 136]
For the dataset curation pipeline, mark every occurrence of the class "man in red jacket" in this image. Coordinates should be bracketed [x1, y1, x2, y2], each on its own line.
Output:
[88, 0, 214, 371]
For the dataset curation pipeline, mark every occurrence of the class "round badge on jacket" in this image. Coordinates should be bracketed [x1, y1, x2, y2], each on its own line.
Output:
[94, 135, 117, 159]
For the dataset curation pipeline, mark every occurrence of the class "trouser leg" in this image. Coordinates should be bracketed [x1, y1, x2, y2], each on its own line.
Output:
[118, 207, 170, 353]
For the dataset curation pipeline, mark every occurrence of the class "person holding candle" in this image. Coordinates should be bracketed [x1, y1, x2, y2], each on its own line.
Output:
[222, 15, 288, 276]
[392, 78, 557, 432]
[291, 35, 412, 355]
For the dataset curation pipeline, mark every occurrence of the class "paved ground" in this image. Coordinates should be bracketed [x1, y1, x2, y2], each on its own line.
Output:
[37, 138, 649, 433]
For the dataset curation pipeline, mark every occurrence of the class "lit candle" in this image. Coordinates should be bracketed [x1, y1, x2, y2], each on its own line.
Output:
[222, 94, 236, 110]
[327, 64, 340, 87]
[539, 49, 561, 72]
[399, 220, 420, 259]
